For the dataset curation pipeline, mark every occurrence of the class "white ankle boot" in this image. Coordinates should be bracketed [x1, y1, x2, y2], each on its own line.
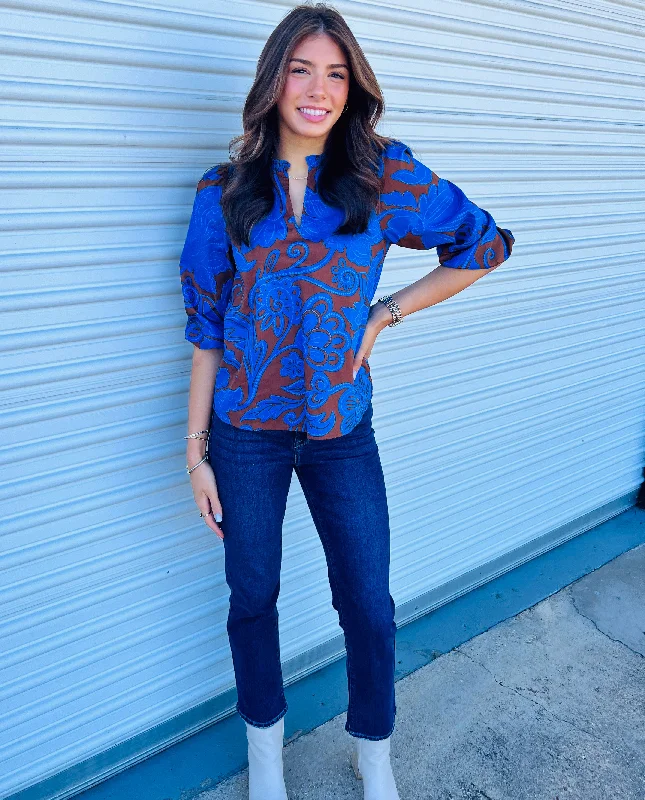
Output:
[245, 716, 288, 800]
[350, 734, 400, 800]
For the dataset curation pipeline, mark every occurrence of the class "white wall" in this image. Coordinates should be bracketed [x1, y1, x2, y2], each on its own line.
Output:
[1, 1, 643, 797]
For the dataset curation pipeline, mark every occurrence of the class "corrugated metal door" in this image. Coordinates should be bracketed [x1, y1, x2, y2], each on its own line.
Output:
[2, 1, 643, 798]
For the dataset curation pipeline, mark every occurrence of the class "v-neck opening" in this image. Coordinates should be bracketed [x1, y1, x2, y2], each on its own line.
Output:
[288, 176, 306, 231]
[286, 185, 305, 233]
[272, 152, 323, 235]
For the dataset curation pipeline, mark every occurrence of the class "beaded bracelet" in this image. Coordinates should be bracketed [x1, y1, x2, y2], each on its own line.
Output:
[377, 294, 403, 327]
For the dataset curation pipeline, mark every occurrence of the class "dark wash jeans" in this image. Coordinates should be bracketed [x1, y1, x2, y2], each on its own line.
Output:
[208, 400, 397, 740]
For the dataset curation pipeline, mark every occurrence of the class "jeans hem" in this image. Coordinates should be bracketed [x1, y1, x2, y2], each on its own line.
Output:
[345, 718, 395, 741]
[237, 700, 288, 728]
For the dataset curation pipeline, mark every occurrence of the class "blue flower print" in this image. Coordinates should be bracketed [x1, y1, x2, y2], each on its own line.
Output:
[252, 277, 303, 338]
[325, 210, 383, 267]
[338, 370, 371, 434]
[383, 139, 409, 165]
[330, 259, 361, 294]
[389, 156, 433, 187]
[214, 385, 245, 419]
[181, 280, 200, 310]
[184, 314, 204, 346]
[251, 191, 288, 248]
[215, 364, 230, 389]
[181, 141, 514, 439]
[383, 175, 470, 250]
[280, 351, 305, 379]
[300, 293, 352, 372]
[364, 249, 386, 303]
[413, 179, 467, 249]
[181, 270, 231, 348]
[295, 189, 345, 242]
[340, 296, 369, 338]
[232, 243, 257, 273]
[455, 212, 476, 246]
[307, 371, 333, 408]
[241, 393, 303, 425]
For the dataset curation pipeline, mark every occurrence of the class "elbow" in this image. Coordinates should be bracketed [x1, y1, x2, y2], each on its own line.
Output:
[478, 225, 515, 270]
[192, 344, 223, 366]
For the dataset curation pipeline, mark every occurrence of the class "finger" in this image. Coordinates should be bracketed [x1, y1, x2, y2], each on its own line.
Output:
[196, 495, 212, 517]
[199, 493, 225, 540]
[353, 352, 363, 381]
[198, 507, 224, 540]
[203, 513, 223, 539]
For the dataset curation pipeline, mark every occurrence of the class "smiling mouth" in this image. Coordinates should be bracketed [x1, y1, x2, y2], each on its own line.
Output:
[297, 107, 331, 118]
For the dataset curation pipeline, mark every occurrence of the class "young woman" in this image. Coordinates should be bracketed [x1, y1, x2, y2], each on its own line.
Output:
[179, 4, 514, 799]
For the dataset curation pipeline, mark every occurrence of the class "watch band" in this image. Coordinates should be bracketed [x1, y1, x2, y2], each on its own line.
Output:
[377, 294, 403, 326]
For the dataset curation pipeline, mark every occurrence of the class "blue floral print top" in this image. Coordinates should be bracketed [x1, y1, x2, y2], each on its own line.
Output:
[179, 139, 515, 439]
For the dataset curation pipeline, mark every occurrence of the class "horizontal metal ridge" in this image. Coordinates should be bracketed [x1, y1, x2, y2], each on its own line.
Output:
[1, 531, 219, 630]
[381, 380, 645, 488]
[392, 458, 639, 602]
[1, 497, 191, 570]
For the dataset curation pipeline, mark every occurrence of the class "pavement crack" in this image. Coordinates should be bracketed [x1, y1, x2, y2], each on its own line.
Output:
[568, 590, 644, 661]
[454, 649, 605, 744]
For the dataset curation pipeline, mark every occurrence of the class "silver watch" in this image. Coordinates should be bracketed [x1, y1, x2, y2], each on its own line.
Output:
[377, 294, 403, 326]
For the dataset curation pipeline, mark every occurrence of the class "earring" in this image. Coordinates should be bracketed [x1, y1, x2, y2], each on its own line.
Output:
[342, 102, 348, 113]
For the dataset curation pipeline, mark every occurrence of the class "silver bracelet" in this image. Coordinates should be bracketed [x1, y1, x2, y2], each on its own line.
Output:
[184, 429, 209, 440]
[186, 432, 209, 475]
[186, 454, 208, 475]
[377, 294, 403, 326]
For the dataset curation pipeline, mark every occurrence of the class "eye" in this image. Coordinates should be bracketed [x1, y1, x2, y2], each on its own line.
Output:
[290, 68, 346, 79]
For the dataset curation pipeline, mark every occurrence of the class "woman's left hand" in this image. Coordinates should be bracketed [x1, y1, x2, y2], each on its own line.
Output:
[352, 302, 392, 380]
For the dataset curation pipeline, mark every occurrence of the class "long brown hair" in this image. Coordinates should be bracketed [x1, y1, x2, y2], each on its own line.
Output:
[220, 2, 393, 248]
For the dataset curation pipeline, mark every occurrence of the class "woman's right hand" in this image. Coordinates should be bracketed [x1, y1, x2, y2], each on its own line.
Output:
[189, 457, 224, 540]
[184, 346, 225, 539]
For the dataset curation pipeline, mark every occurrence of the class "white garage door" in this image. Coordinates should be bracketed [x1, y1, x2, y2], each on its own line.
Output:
[2, 1, 643, 797]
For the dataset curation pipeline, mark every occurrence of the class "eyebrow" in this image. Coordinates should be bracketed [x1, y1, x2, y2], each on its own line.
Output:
[289, 57, 349, 69]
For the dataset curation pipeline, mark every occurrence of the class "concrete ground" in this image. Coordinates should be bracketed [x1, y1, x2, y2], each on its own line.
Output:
[197, 541, 645, 800]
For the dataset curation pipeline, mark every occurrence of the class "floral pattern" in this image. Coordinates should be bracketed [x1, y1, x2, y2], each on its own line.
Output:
[179, 139, 515, 439]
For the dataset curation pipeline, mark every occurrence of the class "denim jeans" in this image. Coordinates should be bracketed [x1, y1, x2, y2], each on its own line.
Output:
[207, 400, 397, 740]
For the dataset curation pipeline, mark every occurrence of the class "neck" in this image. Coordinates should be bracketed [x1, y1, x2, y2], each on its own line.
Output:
[275, 128, 326, 166]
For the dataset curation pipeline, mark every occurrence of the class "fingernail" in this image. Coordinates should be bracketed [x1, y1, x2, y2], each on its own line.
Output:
[215, 513, 222, 522]
[353, 370, 357, 380]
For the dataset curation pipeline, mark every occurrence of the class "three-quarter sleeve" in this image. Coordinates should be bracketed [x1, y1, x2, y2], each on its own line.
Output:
[179, 165, 234, 349]
[380, 140, 514, 269]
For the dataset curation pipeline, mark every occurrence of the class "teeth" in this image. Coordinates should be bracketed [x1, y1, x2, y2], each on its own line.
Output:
[299, 107, 328, 116]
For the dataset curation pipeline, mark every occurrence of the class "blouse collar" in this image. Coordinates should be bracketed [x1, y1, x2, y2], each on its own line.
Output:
[271, 152, 323, 175]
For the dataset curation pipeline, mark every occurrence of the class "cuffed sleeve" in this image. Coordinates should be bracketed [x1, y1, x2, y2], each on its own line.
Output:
[380, 140, 514, 269]
[179, 165, 234, 349]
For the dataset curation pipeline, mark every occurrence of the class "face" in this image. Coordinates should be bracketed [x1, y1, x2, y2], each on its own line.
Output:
[276, 33, 350, 148]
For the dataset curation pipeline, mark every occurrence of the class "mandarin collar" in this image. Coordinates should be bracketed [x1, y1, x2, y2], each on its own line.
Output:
[271, 152, 323, 175]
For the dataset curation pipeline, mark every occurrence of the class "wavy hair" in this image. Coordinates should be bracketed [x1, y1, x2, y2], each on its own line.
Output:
[219, 2, 393, 248]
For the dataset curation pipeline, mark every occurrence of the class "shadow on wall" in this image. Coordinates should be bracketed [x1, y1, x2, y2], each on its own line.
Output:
[636, 467, 645, 508]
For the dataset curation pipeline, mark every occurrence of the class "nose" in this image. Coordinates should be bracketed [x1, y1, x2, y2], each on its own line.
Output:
[307, 71, 326, 99]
